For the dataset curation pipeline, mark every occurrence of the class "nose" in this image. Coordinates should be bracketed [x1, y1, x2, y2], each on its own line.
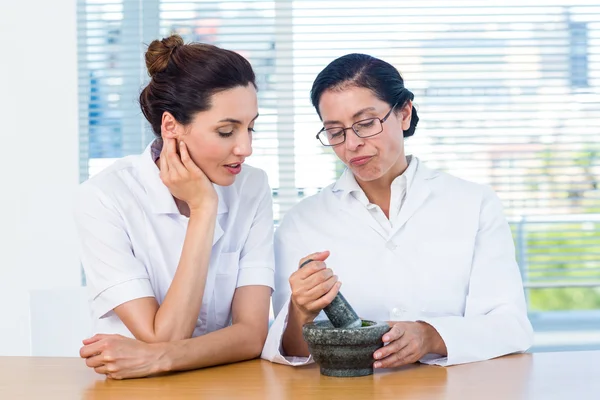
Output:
[344, 128, 364, 152]
[233, 132, 253, 157]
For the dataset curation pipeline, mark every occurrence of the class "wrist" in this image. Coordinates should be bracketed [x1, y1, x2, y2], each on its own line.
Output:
[418, 321, 446, 356]
[189, 199, 218, 216]
[288, 300, 315, 327]
[152, 341, 175, 374]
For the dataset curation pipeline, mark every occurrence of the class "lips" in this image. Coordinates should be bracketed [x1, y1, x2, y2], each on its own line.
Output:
[224, 161, 243, 175]
[349, 156, 373, 166]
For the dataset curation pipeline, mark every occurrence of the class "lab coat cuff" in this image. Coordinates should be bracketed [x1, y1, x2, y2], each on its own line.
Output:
[419, 353, 449, 366]
[261, 299, 314, 366]
[417, 316, 462, 366]
[236, 266, 275, 291]
[93, 278, 154, 319]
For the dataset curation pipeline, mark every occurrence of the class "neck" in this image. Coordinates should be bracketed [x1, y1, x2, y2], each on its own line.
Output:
[355, 155, 409, 217]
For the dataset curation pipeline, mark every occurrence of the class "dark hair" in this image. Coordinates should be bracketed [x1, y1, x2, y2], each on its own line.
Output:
[310, 53, 419, 138]
[139, 34, 257, 137]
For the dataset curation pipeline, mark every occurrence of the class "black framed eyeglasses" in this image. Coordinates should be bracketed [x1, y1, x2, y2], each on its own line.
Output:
[316, 102, 399, 147]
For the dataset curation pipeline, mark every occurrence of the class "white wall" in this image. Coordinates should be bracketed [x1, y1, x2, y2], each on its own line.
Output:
[0, 0, 81, 355]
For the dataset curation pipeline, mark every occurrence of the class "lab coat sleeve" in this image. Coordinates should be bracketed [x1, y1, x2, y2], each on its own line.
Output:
[418, 186, 534, 366]
[261, 214, 314, 366]
[74, 184, 154, 320]
[236, 170, 275, 290]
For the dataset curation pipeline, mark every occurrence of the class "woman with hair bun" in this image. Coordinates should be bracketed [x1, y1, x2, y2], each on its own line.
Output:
[76, 34, 274, 379]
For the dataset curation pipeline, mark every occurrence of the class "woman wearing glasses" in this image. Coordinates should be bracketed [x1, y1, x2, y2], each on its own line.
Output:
[262, 54, 533, 368]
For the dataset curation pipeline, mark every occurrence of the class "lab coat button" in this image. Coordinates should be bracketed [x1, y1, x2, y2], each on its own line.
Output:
[386, 241, 397, 250]
[391, 307, 404, 318]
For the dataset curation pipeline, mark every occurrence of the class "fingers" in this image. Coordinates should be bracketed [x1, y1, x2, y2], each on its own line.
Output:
[158, 138, 169, 175]
[303, 268, 336, 293]
[304, 273, 338, 299]
[374, 333, 409, 362]
[94, 365, 109, 376]
[94, 364, 119, 379]
[289, 251, 337, 316]
[290, 261, 334, 302]
[82, 334, 106, 346]
[382, 324, 405, 343]
[290, 251, 333, 293]
[179, 141, 202, 175]
[373, 323, 425, 369]
[80, 340, 106, 359]
[298, 251, 329, 269]
[307, 280, 341, 310]
[290, 266, 338, 313]
[165, 137, 186, 176]
[374, 341, 417, 369]
[84, 354, 106, 368]
[293, 261, 327, 282]
[294, 250, 331, 281]
[299, 259, 313, 269]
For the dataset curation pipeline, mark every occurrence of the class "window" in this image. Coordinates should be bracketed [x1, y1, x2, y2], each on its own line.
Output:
[78, 1, 600, 343]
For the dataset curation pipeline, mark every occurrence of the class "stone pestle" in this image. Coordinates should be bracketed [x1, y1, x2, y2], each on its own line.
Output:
[299, 259, 362, 329]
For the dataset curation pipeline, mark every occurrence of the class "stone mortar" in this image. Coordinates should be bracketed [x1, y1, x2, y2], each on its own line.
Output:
[302, 320, 391, 377]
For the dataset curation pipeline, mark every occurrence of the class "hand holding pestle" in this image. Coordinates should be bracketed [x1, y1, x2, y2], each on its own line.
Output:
[299, 259, 362, 329]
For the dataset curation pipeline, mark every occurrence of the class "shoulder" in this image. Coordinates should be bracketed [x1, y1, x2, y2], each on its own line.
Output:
[75, 155, 140, 216]
[418, 160, 495, 201]
[276, 182, 337, 236]
[415, 159, 502, 221]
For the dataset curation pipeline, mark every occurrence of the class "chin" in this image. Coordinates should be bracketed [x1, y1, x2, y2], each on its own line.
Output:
[210, 173, 236, 187]
[350, 167, 383, 183]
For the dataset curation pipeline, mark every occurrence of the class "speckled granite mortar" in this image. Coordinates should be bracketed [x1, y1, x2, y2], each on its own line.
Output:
[302, 320, 391, 377]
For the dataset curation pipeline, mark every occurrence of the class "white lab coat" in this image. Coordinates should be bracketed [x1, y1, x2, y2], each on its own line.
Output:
[262, 156, 533, 366]
[74, 142, 275, 337]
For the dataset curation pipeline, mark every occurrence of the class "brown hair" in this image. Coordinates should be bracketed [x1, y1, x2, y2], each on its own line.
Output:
[139, 34, 257, 137]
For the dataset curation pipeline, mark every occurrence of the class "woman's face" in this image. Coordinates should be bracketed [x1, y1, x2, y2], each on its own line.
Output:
[318, 86, 412, 185]
[163, 85, 258, 186]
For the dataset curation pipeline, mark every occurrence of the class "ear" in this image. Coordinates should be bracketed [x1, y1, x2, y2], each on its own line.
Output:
[161, 111, 180, 140]
[399, 100, 412, 131]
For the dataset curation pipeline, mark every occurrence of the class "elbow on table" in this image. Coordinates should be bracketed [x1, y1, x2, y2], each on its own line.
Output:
[511, 314, 535, 354]
[246, 326, 269, 359]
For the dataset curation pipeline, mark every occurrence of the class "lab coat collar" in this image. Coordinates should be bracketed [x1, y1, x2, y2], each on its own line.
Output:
[332, 156, 440, 238]
[393, 159, 439, 234]
[135, 140, 228, 216]
[135, 141, 227, 246]
[332, 155, 418, 199]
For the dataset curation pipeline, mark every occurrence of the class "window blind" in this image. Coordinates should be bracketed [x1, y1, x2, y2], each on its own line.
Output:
[78, 0, 600, 310]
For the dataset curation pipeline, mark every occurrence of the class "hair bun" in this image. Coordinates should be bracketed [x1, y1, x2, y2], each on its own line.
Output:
[145, 34, 185, 78]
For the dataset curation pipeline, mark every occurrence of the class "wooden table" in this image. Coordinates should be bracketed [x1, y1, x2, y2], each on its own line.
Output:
[1, 351, 598, 399]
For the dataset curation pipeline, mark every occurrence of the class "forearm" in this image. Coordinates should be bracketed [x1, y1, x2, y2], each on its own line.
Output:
[158, 322, 266, 373]
[281, 302, 312, 357]
[152, 206, 217, 341]
[418, 310, 533, 366]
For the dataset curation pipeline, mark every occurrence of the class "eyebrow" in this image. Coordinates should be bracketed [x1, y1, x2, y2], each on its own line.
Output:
[323, 107, 377, 125]
[218, 113, 260, 124]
